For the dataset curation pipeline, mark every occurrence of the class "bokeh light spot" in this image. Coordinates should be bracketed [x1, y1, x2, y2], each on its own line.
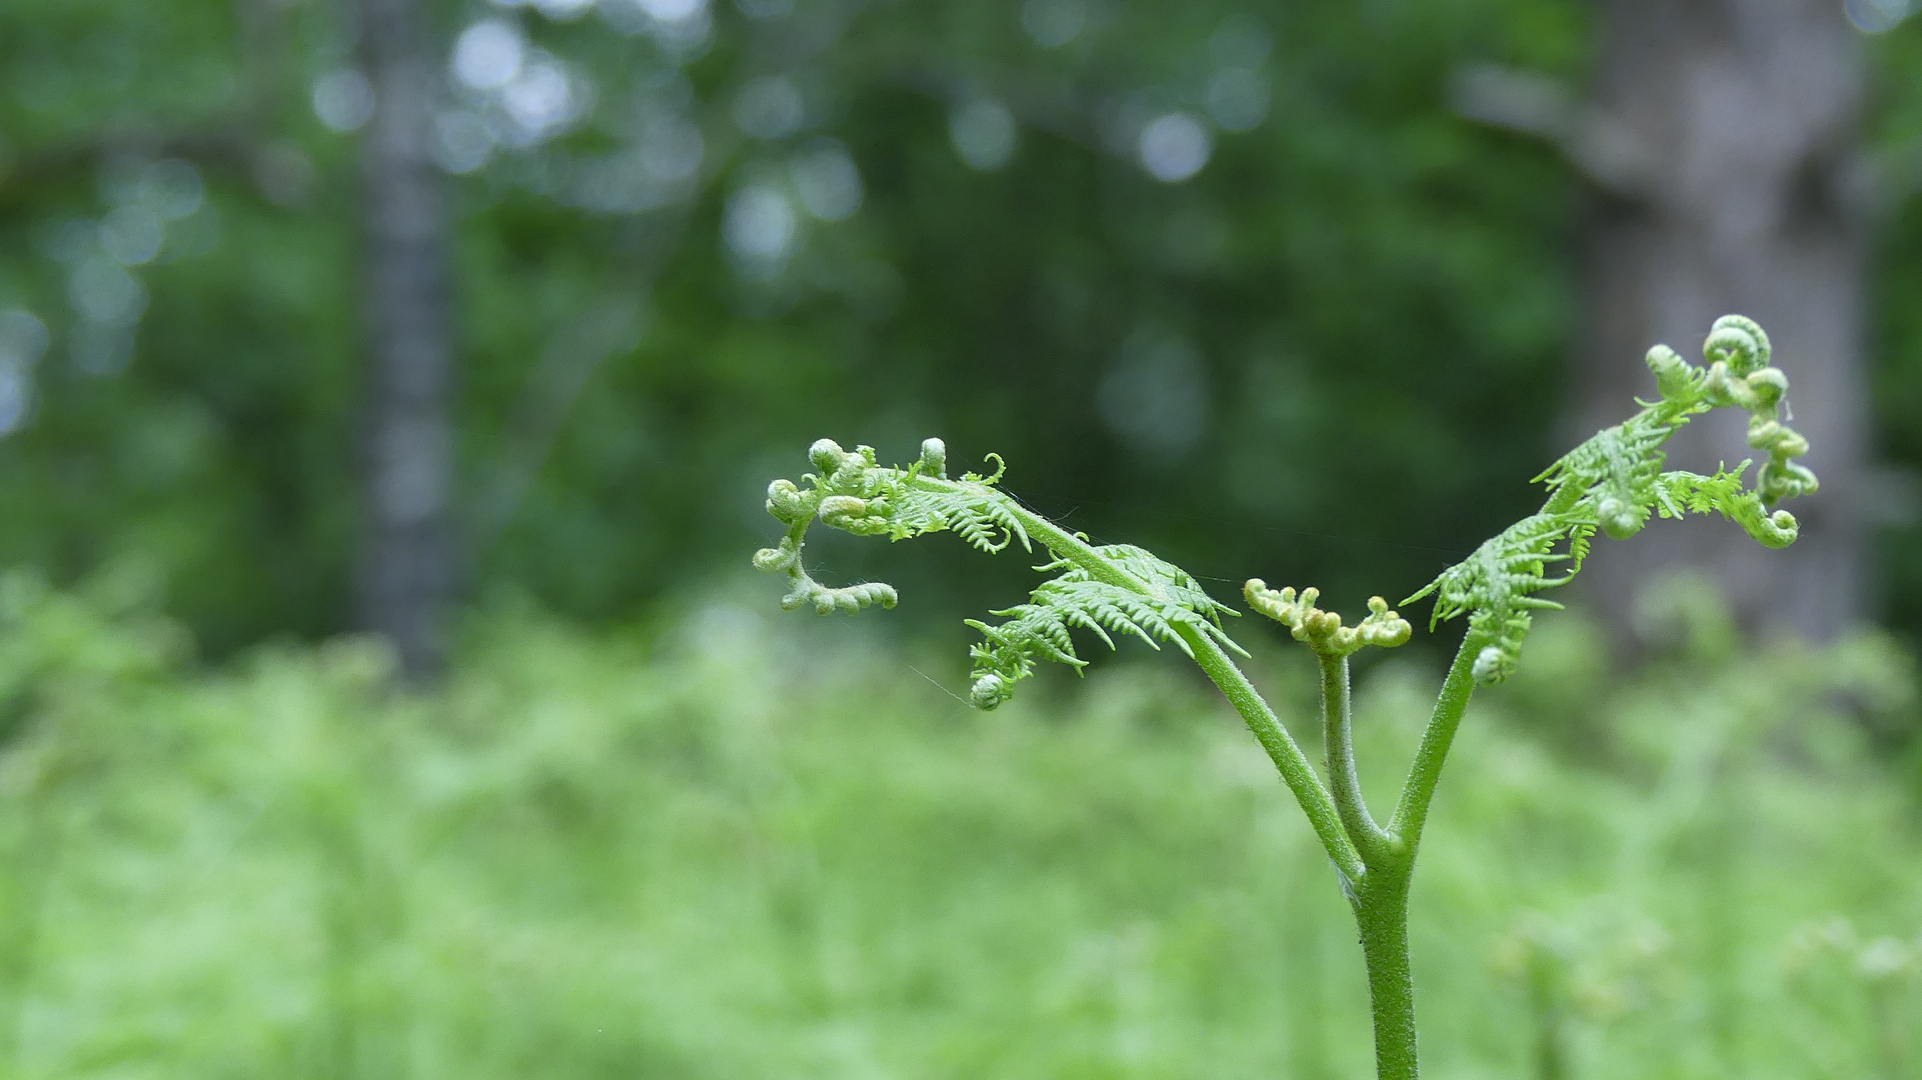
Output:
[500, 60, 583, 139]
[724, 185, 797, 262]
[639, 0, 707, 19]
[309, 69, 372, 133]
[312, 69, 375, 133]
[69, 259, 147, 327]
[789, 139, 862, 220]
[950, 99, 1018, 171]
[454, 20, 525, 90]
[139, 160, 204, 220]
[1207, 68, 1269, 132]
[1137, 113, 1212, 182]
[434, 111, 495, 174]
[102, 205, 164, 266]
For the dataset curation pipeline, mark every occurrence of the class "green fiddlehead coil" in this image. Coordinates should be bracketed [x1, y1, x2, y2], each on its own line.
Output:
[1404, 315, 1818, 685]
[753, 437, 1242, 709]
[1245, 582, 1412, 657]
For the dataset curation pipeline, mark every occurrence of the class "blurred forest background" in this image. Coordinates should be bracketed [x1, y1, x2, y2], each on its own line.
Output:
[2, 0, 1922, 1076]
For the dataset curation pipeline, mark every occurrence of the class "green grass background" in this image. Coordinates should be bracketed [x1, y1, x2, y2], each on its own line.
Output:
[0, 566, 1915, 1079]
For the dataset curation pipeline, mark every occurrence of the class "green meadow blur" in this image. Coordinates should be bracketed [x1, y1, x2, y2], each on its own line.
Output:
[0, 568, 1916, 1078]
[2, 0, 1922, 1076]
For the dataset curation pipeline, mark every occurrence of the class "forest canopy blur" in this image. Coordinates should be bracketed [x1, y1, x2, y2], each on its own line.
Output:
[0, 0, 1919, 655]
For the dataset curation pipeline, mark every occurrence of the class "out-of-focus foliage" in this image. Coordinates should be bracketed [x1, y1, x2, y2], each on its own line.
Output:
[6, 0, 1922, 652]
[0, 8, 1918, 656]
[0, 572, 1910, 1077]
[0, 0, 1599, 653]
[1868, 19, 1922, 637]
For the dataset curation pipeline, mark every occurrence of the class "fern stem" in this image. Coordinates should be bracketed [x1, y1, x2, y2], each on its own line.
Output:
[1355, 868, 1418, 1080]
[1176, 625, 1367, 885]
[1387, 630, 1483, 854]
[1319, 653, 1395, 863]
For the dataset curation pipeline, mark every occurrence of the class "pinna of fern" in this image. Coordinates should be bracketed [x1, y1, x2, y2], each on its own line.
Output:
[752, 435, 1242, 709]
[1405, 314, 1817, 684]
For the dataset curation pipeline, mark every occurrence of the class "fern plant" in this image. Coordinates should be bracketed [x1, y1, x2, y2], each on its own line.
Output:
[753, 315, 1815, 1080]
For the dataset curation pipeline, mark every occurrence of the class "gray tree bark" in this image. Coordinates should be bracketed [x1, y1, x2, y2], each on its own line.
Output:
[354, 0, 455, 680]
[1571, 0, 1869, 644]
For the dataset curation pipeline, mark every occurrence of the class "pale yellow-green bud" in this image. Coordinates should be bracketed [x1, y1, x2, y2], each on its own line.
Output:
[818, 495, 870, 529]
[970, 672, 1010, 710]
[809, 438, 849, 474]
[1704, 314, 1770, 375]
[752, 541, 795, 573]
[1302, 607, 1341, 637]
[1357, 596, 1412, 648]
[1471, 645, 1507, 684]
[1597, 495, 1641, 541]
[1246, 579, 1307, 628]
[766, 478, 809, 522]
[1645, 344, 1695, 399]
[920, 438, 948, 479]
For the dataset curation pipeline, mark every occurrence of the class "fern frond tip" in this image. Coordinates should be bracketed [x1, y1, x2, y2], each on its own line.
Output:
[1408, 315, 1817, 685]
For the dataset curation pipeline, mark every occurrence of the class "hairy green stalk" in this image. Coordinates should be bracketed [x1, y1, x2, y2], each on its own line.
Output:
[752, 316, 1815, 1079]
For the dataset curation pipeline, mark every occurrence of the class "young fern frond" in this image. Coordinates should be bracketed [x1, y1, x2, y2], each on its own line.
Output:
[753, 437, 1241, 710]
[1404, 314, 1818, 684]
[753, 314, 1820, 1080]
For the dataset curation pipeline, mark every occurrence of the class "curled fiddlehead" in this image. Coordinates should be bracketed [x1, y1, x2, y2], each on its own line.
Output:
[1245, 582, 1412, 657]
[1404, 315, 1818, 684]
[754, 437, 1242, 709]
[754, 436, 1019, 614]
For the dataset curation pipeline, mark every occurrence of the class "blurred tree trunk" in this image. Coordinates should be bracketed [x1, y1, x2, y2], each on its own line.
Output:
[354, 0, 454, 680]
[1571, 0, 1869, 645]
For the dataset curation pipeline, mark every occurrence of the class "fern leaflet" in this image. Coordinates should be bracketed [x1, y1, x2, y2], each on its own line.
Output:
[754, 438, 1242, 709]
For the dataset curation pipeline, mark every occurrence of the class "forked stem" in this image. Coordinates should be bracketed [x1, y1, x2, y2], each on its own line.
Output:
[1177, 626, 1366, 884]
[1319, 653, 1396, 863]
[1200, 628, 1485, 1080]
[985, 488, 1486, 1080]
